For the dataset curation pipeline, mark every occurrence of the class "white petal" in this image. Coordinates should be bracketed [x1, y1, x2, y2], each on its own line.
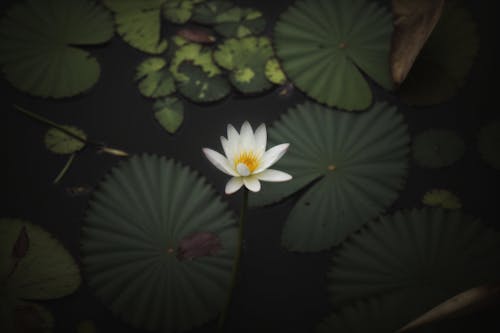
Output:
[254, 143, 290, 173]
[226, 124, 239, 159]
[243, 176, 261, 192]
[255, 169, 292, 182]
[254, 123, 267, 157]
[220, 136, 234, 160]
[225, 177, 244, 194]
[239, 121, 254, 152]
[236, 163, 250, 176]
[202, 148, 238, 176]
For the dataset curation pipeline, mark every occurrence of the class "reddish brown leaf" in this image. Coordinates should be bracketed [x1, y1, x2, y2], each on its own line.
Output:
[390, 0, 445, 84]
[177, 28, 216, 44]
[177, 232, 221, 260]
[12, 225, 29, 259]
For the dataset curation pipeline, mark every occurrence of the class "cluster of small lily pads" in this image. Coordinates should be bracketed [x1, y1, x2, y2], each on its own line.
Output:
[1, 0, 500, 333]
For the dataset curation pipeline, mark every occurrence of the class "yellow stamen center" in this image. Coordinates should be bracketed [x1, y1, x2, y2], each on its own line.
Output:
[234, 151, 259, 172]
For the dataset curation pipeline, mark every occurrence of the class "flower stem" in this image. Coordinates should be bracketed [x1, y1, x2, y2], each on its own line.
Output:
[53, 153, 76, 184]
[217, 188, 248, 333]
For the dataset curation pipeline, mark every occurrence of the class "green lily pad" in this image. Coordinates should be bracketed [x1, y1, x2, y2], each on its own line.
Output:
[422, 189, 461, 209]
[177, 62, 231, 103]
[103, 0, 168, 54]
[163, 0, 205, 24]
[213, 8, 266, 38]
[399, 2, 478, 106]
[250, 102, 409, 252]
[45, 126, 87, 155]
[170, 43, 221, 81]
[81, 155, 237, 332]
[213, 37, 274, 94]
[265, 58, 287, 85]
[191, 0, 235, 24]
[328, 208, 500, 307]
[153, 97, 184, 133]
[0, 0, 113, 98]
[0, 218, 81, 300]
[478, 121, 500, 170]
[135, 57, 176, 98]
[413, 129, 465, 168]
[274, 0, 393, 110]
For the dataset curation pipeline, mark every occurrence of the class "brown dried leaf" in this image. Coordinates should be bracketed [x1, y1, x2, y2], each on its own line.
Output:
[390, 0, 445, 84]
[12, 226, 29, 259]
[177, 232, 221, 260]
[176, 28, 216, 44]
[397, 283, 500, 332]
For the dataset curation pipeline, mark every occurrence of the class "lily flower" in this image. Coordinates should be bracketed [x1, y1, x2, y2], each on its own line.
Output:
[203, 121, 292, 194]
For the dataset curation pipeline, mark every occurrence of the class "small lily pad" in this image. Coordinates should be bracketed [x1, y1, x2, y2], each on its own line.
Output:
[478, 121, 500, 170]
[422, 189, 461, 209]
[170, 43, 221, 81]
[191, 0, 234, 24]
[213, 37, 274, 94]
[0, 218, 81, 300]
[265, 58, 287, 85]
[45, 126, 87, 155]
[103, 0, 168, 54]
[177, 62, 231, 103]
[214, 8, 266, 38]
[135, 57, 176, 98]
[153, 97, 184, 133]
[0, 0, 114, 98]
[398, 2, 479, 105]
[413, 129, 465, 168]
[163, 0, 205, 24]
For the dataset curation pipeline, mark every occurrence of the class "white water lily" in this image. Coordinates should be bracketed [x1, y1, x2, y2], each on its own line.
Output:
[203, 121, 292, 194]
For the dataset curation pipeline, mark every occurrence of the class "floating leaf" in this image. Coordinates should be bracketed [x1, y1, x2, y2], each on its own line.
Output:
[214, 8, 266, 38]
[478, 121, 500, 170]
[163, 0, 205, 24]
[274, 0, 393, 110]
[0, 0, 114, 98]
[398, 2, 478, 105]
[177, 232, 221, 260]
[81, 155, 237, 332]
[153, 97, 184, 133]
[170, 43, 221, 81]
[103, 0, 168, 54]
[398, 283, 500, 332]
[250, 102, 409, 251]
[328, 208, 500, 307]
[213, 37, 274, 94]
[191, 0, 234, 24]
[177, 62, 231, 103]
[135, 57, 176, 98]
[422, 189, 461, 209]
[45, 126, 87, 155]
[76, 320, 97, 333]
[413, 129, 465, 168]
[0, 218, 81, 300]
[391, 0, 445, 84]
[177, 28, 216, 43]
[265, 58, 287, 85]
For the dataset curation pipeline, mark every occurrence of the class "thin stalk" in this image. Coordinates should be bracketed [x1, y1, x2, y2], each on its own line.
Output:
[53, 153, 76, 184]
[217, 188, 248, 333]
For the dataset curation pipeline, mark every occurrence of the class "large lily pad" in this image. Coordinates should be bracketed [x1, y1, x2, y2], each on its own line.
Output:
[413, 129, 465, 168]
[250, 102, 409, 252]
[274, 0, 393, 110]
[81, 155, 237, 332]
[328, 208, 500, 307]
[177, 62, 231, 103]
[135, 57, 176, 98]
[214, 8, 266, 38]
[0, 0, 114, 98]
[103, 0, 168, 54]
[213, 37, 274, 94]
[398, 2, 478, 105]
[478, 121, 500, 170]
[0, 218, 81, 300]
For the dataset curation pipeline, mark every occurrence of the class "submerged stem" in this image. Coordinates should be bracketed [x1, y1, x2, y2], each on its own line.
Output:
[53, 153, 76, 184]
[217, 188, 248, 333]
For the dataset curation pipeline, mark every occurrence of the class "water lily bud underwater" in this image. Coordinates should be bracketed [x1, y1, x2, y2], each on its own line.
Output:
[203, 121, 292, 194]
